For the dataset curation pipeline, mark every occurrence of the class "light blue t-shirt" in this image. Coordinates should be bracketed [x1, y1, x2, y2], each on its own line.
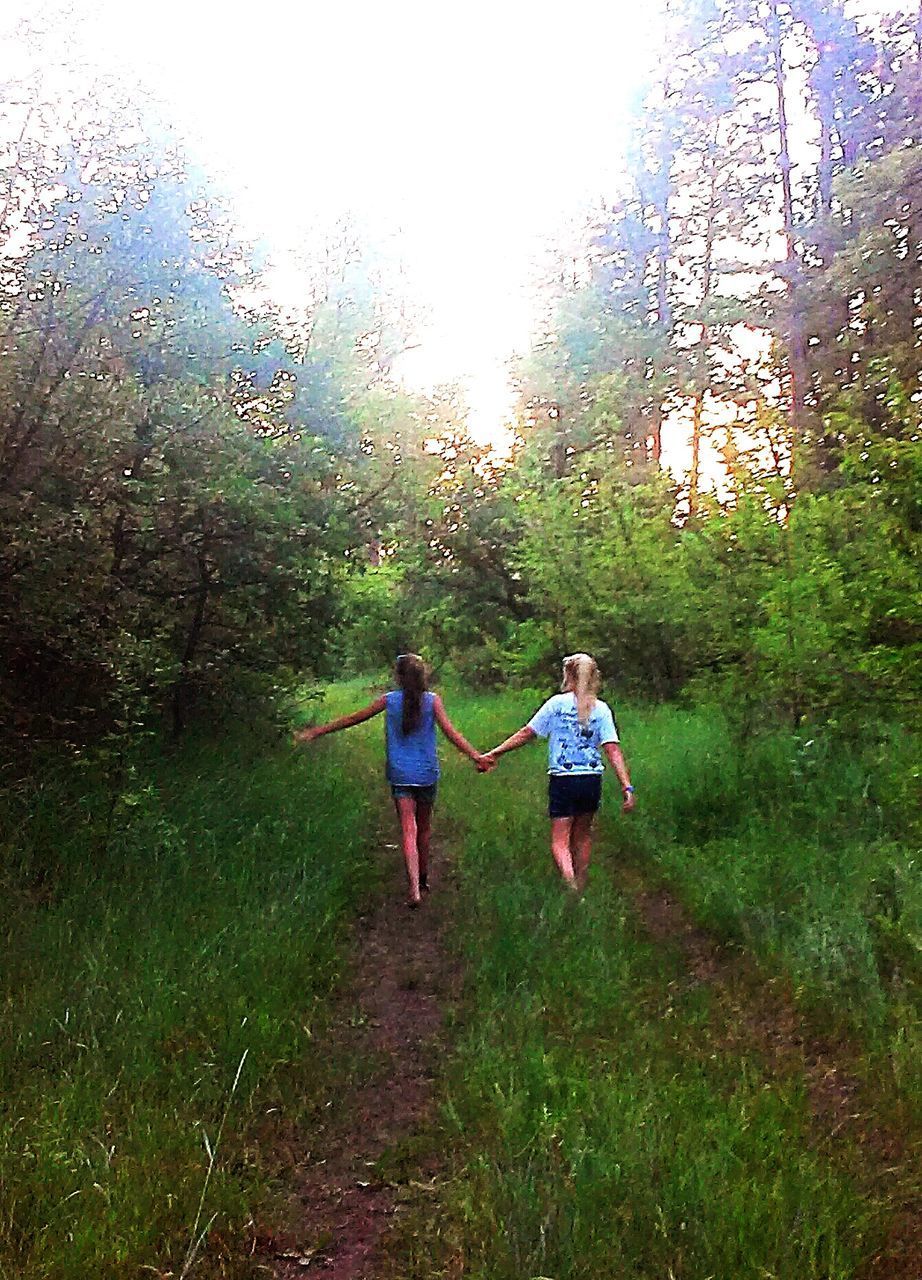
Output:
[384, 690, 439, 786]
[528, 692, 619, 776]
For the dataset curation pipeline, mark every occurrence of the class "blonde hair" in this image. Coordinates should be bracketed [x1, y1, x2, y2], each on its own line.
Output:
[561, 653, 600, 726]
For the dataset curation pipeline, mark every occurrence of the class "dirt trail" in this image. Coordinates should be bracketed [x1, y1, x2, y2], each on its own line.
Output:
[618, 865, 922, 1280]
[258, 807, 921, 1279]
[267, 832, 460, 1280]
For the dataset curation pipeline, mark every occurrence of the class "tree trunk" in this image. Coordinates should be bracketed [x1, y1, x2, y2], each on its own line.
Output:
[720, 425, 741, 504]
[689, 393, 704, 518]
[768, 0, 808, 492]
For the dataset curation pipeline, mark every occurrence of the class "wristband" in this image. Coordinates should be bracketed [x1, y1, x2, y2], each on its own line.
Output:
[623, 785, 634, 793]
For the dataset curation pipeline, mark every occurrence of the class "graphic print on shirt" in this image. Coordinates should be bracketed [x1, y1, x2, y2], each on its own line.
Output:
[528, 692, 619, 776]
[552, 705, 602, 773]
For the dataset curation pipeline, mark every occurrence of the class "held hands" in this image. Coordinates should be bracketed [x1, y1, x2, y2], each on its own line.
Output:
[474, 751, 498, 773]
[292, 726, 321, 746]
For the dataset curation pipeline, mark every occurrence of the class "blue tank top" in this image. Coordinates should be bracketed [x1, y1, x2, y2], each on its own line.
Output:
[384, 690, 439, 786]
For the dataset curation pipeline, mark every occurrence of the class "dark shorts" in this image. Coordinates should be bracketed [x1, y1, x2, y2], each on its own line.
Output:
[548, 773, 602, 818]
[391, 783, 437, 805]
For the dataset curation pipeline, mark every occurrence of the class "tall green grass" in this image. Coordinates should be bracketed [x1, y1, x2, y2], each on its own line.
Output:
[378, 687, 915, 1280]
[0, 710, 380, 1279]
[437, 689, 919, 1030]
[397, 691, 877, 1280]
[3, 681, 915, 1278]
[619, 705, 921, 1111]
[443, 691, 920, 1048]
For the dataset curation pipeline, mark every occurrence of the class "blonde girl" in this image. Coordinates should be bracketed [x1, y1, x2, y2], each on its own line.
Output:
[293, 654, 486, 907]
[481, 653, 634, 891]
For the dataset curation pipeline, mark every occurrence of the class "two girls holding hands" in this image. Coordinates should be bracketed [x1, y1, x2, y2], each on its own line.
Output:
[294, 651, 633, 904]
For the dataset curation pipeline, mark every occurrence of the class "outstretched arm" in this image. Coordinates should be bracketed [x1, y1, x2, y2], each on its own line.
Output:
[293, 695, 386, 744]
[433, 694, 488, 765]
[482, 724, 537, 766]
[603, 741, 635, 812]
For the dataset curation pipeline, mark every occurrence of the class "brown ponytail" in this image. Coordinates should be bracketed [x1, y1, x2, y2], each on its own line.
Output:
[395, 653, 428, 734]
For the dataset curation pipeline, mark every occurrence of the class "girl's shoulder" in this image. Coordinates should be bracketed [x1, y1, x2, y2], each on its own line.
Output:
[592, 698, 617, 727]
[544, 691, 573, 715]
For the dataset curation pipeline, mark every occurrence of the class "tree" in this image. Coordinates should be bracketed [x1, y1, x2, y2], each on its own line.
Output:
[0, 63, 427, 742]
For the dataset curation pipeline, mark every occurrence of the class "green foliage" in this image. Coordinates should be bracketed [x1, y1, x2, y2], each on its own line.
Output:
[512, 455, 685, 695]
[479, 404, 919, 722]
[4, 3, 919, 752]
[0, 725, 378, 1278]
[331, 561, 416, 673]
[331, 432, 531, 680]
[0, 79, 436, 744]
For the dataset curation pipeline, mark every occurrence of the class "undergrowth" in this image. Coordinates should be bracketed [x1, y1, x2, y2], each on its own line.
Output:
[384, 686, 916, 1279]
[0, 710, 379, 1279]
[621, 705, 921, 1108]
[2, 679, 916, 1278]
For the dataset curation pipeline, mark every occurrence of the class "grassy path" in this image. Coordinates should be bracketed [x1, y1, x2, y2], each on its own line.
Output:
[268, 816, 461, 1279]
[364, 688, 921, 1280]
[3, 683, 918, 1278]
[617, 871, 922, 1279]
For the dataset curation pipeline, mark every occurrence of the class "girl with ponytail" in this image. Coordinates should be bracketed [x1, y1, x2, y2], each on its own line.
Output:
[481, 653, 634, 891]
[293, 654, 487, 907]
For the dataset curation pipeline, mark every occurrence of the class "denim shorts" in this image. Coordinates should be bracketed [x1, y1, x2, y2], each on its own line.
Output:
[548, 773, 602, 818]
[391, 783, 437, 804]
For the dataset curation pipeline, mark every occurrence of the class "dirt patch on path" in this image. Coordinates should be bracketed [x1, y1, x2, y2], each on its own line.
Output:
[628, 874, 865, 1128]
[619, 867, 922, 1280]
[266, 834, 461, 1280]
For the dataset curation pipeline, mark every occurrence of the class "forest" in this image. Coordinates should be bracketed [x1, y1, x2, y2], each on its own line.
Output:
[1, 0, 919, 1277]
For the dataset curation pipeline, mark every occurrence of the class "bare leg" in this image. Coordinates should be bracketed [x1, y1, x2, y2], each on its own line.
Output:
[416, 801, 433, 890]
[550, 817, 579, 890]
[393, 797, 422, 904]
[571, 812, 595, 892]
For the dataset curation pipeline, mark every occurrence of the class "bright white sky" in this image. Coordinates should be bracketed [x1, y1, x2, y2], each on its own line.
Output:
[4, 0, 663, 441]
[2, 0, 906, 449]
